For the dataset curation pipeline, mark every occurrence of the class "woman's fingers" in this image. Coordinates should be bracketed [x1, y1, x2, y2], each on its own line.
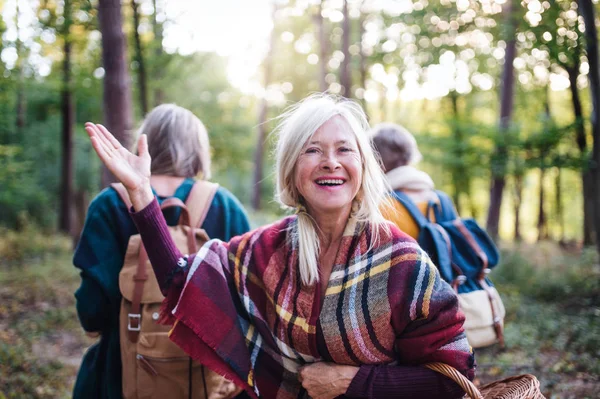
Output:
[96, 124, 123, 149]
[137, 134, 148, 158]
[86, 124, 114, 159]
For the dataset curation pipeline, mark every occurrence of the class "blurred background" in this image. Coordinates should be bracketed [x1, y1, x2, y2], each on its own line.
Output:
[0, 0, 599, 397]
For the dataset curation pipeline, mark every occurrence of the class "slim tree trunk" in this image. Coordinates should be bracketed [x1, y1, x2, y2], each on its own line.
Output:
[131, 0, 148, 115]
[313, 2, 328, 92]
[513, 174, 523, 241]
[567, 64, 595, 245]
[487, 0, 517, 239]
[252, 7, 276, 210]
[15, 0, 25, 132]
[537, 168, 547, 241]
[578, 0, 600, 256]
[98, 0, 134, 186]
[340, 0, 351, 98]
[449, 92, 463, 214]
[555, 167, 564, 241]
[359, 10, 368, 112]
[537, 89, 551, 241]
[152, 0, 164, 105]
[59, 0, 74, 235]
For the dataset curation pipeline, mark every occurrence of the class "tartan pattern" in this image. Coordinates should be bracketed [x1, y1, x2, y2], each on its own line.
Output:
[165, 215, 473, 399]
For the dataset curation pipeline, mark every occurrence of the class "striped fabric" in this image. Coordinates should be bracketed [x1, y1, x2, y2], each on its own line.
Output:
[164, 215, 473, 399]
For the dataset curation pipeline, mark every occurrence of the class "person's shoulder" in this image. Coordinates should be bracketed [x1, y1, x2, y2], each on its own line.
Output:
[383, 220, 419, 246]
[88, 186, 128, 216]
[213, 185, 244, 207]
[230, 215, 294, 247]
[381, 220, 431, 269]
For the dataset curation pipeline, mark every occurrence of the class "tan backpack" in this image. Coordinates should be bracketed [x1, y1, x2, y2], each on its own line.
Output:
[112, 181, 242, 399]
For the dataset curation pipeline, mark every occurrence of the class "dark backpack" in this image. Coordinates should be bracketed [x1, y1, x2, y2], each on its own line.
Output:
[392, 190, 505, 348]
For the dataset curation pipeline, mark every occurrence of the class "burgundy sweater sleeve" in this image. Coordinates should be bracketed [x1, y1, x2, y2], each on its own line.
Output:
[345, 364, 465, 398]
[129, 198, 195, 296]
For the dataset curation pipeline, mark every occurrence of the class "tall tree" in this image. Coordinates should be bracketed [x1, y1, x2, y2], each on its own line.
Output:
[98, 0, 134, 186]
[59, 0, 75, 234]
[15, 0, 25, 132]
[151, 0, 164, 105]
[534, 0, 594, 244]
[131, 0, 148, 115]
[313, 1, 328, 92]
[486, 0, 517, 239]
[252, 7, 277, 210]
[578, 0, 600, 257]
[340, 0, 351, 98]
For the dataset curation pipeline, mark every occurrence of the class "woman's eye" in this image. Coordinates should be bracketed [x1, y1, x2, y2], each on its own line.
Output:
[305, 148, 319, 154]
[339, 147, 353, 153]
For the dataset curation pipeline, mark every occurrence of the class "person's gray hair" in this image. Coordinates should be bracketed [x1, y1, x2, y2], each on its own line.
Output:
[274, 93, 392, 286]
[370, 123, 422, 171]
[137, 104, 211, 179]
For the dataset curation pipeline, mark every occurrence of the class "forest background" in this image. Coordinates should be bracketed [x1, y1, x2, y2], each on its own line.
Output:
[0, 0, 599, 398]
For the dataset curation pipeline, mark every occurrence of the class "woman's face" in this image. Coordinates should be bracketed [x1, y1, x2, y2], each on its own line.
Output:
[294, 116, 362, 219]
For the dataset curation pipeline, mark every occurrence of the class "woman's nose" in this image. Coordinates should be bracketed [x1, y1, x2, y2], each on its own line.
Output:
[321, 153, 341, 170]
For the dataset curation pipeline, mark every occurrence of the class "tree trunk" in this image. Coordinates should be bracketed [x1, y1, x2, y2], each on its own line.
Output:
[537, 168, 547, 241]
[131, 0, 148, 115]
[555, 167, 564, 241]
[251, 7, 276, 210]
[567, 64, 595, 245]
[98, 0, 134, 186]
[340, 0, 351, 98]
[152, 0, 164, 105]
[15, 0, 25, 132]
[486, 0, 517, 239]
[59, 0, 74, 235]
[537, 88, 552, 241]
[513, 174, 523, 241]
[449, 92, 463, 215]
[313, 3, 327, 92]
[359, 11, 368, 113]
[578, 0, 600, 256]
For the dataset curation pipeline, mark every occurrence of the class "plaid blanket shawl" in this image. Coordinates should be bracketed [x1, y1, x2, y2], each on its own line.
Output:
[164, 215, 473, 398]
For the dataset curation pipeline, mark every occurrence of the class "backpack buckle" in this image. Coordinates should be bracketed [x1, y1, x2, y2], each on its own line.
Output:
[128, 313, 141, 331]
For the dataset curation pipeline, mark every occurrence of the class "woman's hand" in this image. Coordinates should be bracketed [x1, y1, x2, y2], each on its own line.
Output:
[298, 362, 359, 399]
[85, 122, 154, 210]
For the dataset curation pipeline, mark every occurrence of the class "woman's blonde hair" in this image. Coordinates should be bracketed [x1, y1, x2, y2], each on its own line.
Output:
[274, 93, 392, 285]
[137, 104, 212, 179]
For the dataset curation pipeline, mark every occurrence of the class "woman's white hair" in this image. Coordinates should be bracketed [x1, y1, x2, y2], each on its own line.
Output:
[274, 93, 392, 286]
[137, 104, 211, 179]
[370, 123, 422, 171]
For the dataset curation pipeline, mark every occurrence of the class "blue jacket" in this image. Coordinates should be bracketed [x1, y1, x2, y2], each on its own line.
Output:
[72, 178, 251, 398]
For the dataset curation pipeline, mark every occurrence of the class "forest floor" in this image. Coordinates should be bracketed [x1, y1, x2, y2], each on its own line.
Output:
[0, 228, 599, 398]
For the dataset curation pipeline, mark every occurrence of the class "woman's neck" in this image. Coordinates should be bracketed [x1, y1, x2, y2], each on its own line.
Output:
[150, 175, 187, 197]
[310, 206, 351, 250]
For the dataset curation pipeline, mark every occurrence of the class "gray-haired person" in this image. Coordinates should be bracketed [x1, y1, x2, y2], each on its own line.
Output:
[73, 104, 251, 399]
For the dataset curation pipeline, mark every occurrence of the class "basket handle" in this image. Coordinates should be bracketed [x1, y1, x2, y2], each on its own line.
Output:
[424, 363, 483, 399]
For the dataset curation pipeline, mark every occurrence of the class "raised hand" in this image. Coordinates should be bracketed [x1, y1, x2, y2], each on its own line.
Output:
[85, 122, 154, 210]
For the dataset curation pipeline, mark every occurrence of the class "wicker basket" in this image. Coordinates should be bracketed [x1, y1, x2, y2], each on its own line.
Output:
[425, 363, 546, 399]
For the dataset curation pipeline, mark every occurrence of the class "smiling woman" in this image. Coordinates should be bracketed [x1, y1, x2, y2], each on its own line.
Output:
[85, 93, 475, 399]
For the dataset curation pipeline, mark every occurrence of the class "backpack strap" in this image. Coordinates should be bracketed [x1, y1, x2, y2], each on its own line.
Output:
[111, 183, 133, 209]
[127, 244, 148, 343]
[391, 190, 429, 229]
[185, 180, 219, 228]
[433, 190, 458, 221]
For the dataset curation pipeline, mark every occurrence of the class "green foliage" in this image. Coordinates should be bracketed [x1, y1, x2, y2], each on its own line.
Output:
[485, 244, 600, 375]
[0, 217, 71, 265]
[0, 341, 71, 399]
